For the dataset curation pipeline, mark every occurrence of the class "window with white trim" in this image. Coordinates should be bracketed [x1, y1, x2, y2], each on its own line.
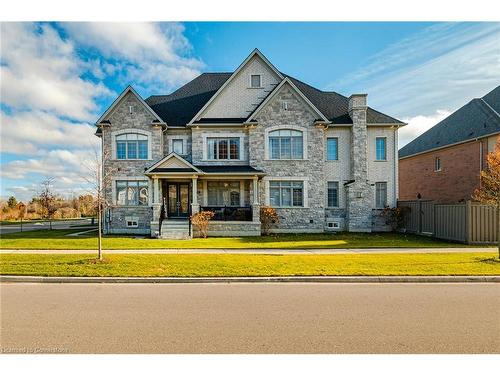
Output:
[376, 137, 387, 161]
[326, 137, 338, 160]
[207, 137, 240, 160]
[375, 182, 387, 208]
[116, 180, 148, 206]
[435, 157, 441, 172]
[116, 133, 148, 160]
[268, 129, 303, 159]
[250, 74, 261, 88]
[207, 181, 241, 206]
[327, 181, 339, 207]
[269, 181, 304, 207]
[172, 139, 184, 155]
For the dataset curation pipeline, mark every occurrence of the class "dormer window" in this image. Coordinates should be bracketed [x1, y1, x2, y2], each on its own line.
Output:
[250, 74, 262, 88]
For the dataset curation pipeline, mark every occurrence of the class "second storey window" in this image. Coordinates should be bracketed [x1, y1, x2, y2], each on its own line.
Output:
[116, 180, 148, 206]
[435, 157, 441, 171]
[269, 129, 303, 159]
[375, 182, 387, 208]
[207, 137, 240, 160]
[250, 74, 261, 88]
[172, 139, 184, 155]
[326, 137, 338, 160]
[116, 133, 148, 160]
[269, 181, 304, 207]
[376, 137, 387, 161]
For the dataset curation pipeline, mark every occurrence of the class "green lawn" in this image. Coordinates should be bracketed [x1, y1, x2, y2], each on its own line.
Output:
[0, 229, 477, 250]
[1, 253, 498, 277]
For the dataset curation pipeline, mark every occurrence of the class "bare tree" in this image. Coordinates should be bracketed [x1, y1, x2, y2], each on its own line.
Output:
[38, 178, 58, 230]
[81, 146, 116, 261]
[473, 136, 500, 259]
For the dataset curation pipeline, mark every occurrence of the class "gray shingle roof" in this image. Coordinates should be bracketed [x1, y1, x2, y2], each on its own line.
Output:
[145, 72, 403, 127]
[399, 85, 500, 159]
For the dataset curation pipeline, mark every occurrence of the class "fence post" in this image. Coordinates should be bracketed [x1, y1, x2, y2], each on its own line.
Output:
[466, 200, 472, 244]
[418, 199, 422, 234]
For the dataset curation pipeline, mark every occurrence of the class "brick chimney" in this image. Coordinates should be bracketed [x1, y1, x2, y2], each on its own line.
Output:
[346, 94, 372, 232]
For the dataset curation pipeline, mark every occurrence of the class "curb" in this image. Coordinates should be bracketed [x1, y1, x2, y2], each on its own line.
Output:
[1, 275, 499, 284]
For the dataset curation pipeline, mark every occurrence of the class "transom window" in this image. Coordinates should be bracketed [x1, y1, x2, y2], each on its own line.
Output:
[116, 180, 148, 206]
[269, 129, 303, 160]
[375, 182, 387, 208]
[327, 181, 339, 207]
[327, 137, 338, 160]
[116, 133, 148, 160]
[376, 137, 387, 161]
[269, 181, 304, 207]
[172, 139, 184, 154]
[250, 74, 261, 88]
[207, 181, 241, 206]
[207, 137, 240, 160]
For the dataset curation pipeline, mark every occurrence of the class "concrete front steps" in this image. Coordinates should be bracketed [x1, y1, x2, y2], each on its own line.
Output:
[159, 220, 191, 239]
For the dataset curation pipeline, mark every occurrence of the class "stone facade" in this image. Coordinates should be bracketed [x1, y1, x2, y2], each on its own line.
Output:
[98, 55, 401, 237]
[346, 94, 373, 232]
[250, 84, 325, 232]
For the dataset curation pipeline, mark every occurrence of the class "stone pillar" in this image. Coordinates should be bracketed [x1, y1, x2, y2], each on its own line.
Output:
[252, 176, 260, 223]
[151, 177, 161, 238]
[347, 94, 372, 232]
[191, 176, 200, 214]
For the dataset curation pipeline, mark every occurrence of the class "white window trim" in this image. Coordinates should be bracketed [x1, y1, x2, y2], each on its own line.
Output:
[326, 181, 340, 208]
[264, 125, 308, 160]
[169, 135, 189, 155]
[249, 74, 263, 88]
[375, 136, 387, 161]
[202, 132, 245, 161]
[263, 176, 309, 208]
[435, 157, 442, 172]
[111, 128, 153, 161]
[125, 216, 139, 228]
[326, 137, 339, 161]
[111, 176, 149, 206]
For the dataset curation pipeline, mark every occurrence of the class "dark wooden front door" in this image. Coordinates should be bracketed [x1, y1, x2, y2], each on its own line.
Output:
[167, 183, 190, 218]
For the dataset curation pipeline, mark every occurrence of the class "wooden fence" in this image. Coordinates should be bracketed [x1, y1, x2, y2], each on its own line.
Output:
[397, 200, 498, 244]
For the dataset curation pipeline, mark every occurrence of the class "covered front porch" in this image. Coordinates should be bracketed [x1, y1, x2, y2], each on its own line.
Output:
[144, 154, 264, 238]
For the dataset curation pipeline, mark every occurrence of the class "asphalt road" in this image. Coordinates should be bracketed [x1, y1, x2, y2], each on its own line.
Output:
[1, 283, 499, 354]
[0, 219, 93, 234]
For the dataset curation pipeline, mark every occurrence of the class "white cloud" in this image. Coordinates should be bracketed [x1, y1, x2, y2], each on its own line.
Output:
[62, 22, 203, 93]
[330, 23, 500, 118]
[0, 23, 112, 121]
[398, 110, 451, 149]
[0, 110, 99, 155]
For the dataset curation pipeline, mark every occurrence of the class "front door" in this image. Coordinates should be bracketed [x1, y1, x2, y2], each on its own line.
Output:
[167, 183, 190, 218]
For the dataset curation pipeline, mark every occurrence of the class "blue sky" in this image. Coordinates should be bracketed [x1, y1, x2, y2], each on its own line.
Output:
[1, 22, 499, 201]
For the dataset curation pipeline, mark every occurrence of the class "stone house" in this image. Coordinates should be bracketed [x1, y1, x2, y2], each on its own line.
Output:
[399, 85, 500, 203]
[95, 49, 405, 238]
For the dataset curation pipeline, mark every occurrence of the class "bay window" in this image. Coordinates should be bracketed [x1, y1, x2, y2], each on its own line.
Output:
[116, 180, 148, 206]
[207, 137, 240, 160]
[269, 181, 304, 207]
[116, 133, 148, 160]
[268, 129, 303, 159]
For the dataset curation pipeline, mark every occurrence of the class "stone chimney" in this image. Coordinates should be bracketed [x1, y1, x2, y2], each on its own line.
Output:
[346, 94, 372, 232]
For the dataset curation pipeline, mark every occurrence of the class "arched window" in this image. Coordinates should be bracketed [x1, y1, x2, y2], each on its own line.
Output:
[268, 129, 303, 159]
[116, 133, 148, 160]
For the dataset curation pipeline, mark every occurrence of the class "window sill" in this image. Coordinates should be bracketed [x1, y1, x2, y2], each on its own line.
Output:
[248, 86, 264, 89]
[374, 159, 388, 162]
[265, 158, 308, 161]
[112, 159, 153, 162]
[326, 159, 340, 162]
[201, 159, 244, 162]
[271, 206, 309, 209]
[326, 206, 340, 209]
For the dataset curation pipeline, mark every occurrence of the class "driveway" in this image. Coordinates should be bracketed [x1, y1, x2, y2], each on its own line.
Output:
[1, 282, 498, 353]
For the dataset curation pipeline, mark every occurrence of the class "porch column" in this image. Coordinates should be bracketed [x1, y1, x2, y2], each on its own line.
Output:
[252, 176, 260, 223]
[191, 175, 200, 215]
[151, 176, 161, 238]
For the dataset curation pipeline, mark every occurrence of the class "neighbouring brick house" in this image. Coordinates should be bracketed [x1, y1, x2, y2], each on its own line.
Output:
[399, 85, 500, 203]
[95, 49, 404, 238]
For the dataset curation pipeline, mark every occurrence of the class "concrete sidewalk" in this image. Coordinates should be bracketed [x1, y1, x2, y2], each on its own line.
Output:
[0, 247, 495, 254]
